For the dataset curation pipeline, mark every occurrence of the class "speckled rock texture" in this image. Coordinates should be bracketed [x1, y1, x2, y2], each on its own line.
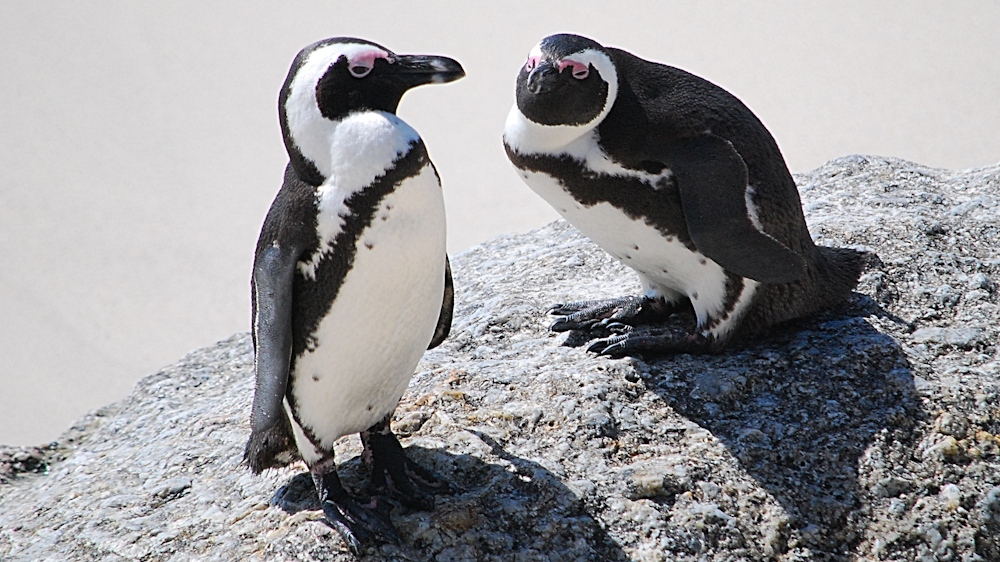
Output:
[1, 156, 998, 561]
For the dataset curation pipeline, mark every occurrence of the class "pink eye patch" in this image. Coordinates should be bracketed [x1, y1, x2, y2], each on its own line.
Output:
[347, 49, 390, 77]
[558, 59, 590, 79]
[525, 55, 541, 72]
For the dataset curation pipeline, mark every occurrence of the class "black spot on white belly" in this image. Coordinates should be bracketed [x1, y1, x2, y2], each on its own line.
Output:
[364, 242, 374, 250]
[288, 142, 428, 367]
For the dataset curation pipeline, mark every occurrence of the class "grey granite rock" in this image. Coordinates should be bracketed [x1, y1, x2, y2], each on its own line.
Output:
[1, 156, 998, 561]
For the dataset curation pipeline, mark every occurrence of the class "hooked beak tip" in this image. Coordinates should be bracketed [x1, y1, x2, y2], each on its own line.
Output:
[395, 55, 465, 86]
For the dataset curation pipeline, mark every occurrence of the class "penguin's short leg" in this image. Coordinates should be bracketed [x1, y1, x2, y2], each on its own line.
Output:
[549, 295, 681, 333]
[310, 455, 400, 554]
[361, 413, 452, 511]
[586, 324, 716, 357]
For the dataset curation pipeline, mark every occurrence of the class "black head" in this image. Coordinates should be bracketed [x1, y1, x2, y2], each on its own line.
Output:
[514, 34, 618, 128]
[279, 37, 465, 185]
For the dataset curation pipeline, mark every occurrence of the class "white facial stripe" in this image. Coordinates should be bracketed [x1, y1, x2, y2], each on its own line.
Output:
[562, 48, 617, 101]
[505, 47, 619, 155]
[285, 43, 391, 176]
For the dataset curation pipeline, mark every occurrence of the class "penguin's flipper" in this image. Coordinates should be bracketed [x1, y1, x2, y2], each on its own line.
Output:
[244, 242, 299, 473]
[427, 255, 454, 350]
[665, 134, 806, 284]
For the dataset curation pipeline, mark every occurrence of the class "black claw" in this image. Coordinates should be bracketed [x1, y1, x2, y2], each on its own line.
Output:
[584, 326, 716, 357]
[600, 343, 631, 358]
[311, 463, 401, 554]
[548, 299, 607, 316]
[550, 318, 571, 332]
[546, 295, 671, 335]
[547, 303, 570, 315]
[603, 321, 633, 334]
[586, 335, 620, 354]
[551, 317, 598, 332]
[321, 497, 400, 555]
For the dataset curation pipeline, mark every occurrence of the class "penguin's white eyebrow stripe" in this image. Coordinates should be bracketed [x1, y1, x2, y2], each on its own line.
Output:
[560, 49, 613, 78]
[301, 43, 391, 79]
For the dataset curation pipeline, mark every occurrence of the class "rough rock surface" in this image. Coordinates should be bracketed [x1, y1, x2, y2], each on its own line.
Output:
[1, 156, 998, 561]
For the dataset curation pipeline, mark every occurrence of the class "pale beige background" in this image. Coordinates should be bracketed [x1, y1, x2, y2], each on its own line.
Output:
[2, 1, 998, 445]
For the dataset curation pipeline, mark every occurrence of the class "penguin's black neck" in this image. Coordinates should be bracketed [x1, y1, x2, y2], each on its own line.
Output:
[287, 148, 326, 187]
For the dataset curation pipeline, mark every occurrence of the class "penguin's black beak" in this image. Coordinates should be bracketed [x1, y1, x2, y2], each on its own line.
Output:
[526, 61, 560, 95]
[392, 55, 465, 89]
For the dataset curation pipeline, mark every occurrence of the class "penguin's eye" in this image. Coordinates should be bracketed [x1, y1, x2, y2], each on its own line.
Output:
[349, 64, 373, 78]
[559, 59, 590, 80]
[525, 56, 539, 72]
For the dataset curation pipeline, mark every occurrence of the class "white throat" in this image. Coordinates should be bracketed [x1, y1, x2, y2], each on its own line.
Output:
[296, 111, 420, 279]
[283, 43, 398, 178]
[503, 47, 619, 156]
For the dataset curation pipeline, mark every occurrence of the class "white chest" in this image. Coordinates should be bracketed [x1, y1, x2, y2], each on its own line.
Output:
[518, 165, 747, 331]
[290, 163, 447, 450]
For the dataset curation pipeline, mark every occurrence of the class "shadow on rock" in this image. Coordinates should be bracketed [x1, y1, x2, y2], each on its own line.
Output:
[640, 294, 924, 558]
[271, 439, 629, 561]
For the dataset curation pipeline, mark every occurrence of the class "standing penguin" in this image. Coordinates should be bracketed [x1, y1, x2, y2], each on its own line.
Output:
[504, 34, 865, 356]
[243, 37, 464, 553]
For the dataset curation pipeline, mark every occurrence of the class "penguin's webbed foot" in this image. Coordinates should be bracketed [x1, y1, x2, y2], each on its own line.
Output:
[549, 295, 675, 333]
[587, 325, 714, 358]
[362, 418, 453, 512]
[321, 494, 400, 555]
[312, 466, 400, 555]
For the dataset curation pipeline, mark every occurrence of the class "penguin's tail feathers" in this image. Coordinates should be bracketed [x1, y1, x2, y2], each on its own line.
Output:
[817, 245, 871, 301]
[243, 419, 299, 474]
